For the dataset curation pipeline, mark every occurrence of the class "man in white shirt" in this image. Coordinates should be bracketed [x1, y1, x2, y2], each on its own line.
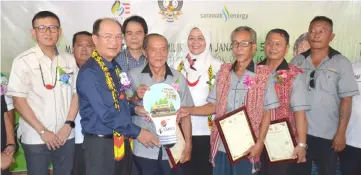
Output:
[71, 31, 94, 175]
[339, 59, 361, 175]
[6, 11, 78, 175]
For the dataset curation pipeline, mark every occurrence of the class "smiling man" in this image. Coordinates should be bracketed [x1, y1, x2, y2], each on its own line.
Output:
[7, 11, 79, 175]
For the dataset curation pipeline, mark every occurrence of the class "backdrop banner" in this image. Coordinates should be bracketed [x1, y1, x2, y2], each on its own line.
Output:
[1, 0, 361, 172]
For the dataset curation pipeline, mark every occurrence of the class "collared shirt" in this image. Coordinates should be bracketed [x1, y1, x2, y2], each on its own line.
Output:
[7, 44, 77, 144]
[115, 49, 147, 73]
[346, 61, 361, 148]
[207, 61, 280, 152]
[258, 59, 311, 112]
[172, 56, 223, 136]
[77, 57, 140, 138]
[127, 63, 194, 160]
[291, 47, 360, 140]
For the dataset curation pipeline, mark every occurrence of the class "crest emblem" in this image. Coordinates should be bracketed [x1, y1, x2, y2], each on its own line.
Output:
[158, 0, 183, 22]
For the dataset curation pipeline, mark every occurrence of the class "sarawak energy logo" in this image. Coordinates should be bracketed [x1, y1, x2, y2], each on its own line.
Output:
[200, 5, 248, 22]
[158, 0, 183, 22]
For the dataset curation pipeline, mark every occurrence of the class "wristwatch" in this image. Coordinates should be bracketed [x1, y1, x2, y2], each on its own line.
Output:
[298, 142, 308, 149]
[65, 120, 75, 128]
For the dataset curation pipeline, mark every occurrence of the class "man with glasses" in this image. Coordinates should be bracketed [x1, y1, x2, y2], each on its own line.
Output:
[116, 15, 148, 73]
[180, 26, 279, 175]
[6, 11, 78, 175]
[76, 18, 159, 175]
[291, 16, 359, 175]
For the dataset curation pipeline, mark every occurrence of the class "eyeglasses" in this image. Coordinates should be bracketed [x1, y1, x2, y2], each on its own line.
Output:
[309, 70, 315, 88]
[34, 25, 60, 33]
[231, 41, 253, 48]
[97, 34, 123, 42]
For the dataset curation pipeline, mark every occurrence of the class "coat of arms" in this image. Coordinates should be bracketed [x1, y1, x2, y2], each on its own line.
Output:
[158, 0, 183, 22]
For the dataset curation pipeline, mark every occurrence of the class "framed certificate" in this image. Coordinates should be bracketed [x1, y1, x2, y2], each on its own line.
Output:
[264, 119, 297, 163]
[165, 124, 185, 168]
[214, 106, 256, 165]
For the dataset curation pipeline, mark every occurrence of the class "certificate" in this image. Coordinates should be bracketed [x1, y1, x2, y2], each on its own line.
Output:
[165, 124, 185, 168]
[214, 106, 255, 164]
[264, 119, 296, 163]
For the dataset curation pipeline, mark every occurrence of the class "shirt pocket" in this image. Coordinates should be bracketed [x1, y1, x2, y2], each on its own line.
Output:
[320, 69, 339, 94]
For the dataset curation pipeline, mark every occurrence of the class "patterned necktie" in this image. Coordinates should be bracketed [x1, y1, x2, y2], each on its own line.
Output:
[186, 54, 197, 71]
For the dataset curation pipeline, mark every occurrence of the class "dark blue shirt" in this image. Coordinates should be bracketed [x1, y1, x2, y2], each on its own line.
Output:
[77, 57, 141, 138]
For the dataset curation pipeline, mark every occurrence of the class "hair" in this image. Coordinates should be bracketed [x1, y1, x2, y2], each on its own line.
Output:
[266, 28, 290, 45]
[72, 31, 92, 47]
[92, 18, 122, 35]
[293, 32, 308, 52]
[310, 16, 333, 32]
[122, 15, 148, 35]
[230, 26, 257, 44]
[143, 33, 168, 50]
[32, 11, 60, 28]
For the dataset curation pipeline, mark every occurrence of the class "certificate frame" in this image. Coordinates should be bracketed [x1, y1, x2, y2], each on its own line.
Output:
[264, 118, 297, 163]
[165, 124, 185, 168]
[214, 106, 256, 165]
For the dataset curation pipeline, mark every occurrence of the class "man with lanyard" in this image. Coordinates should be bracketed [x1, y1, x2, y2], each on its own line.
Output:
[7, 11, 78, 175]
[291, 16, 359, 175]
[76, 18, 159, 175]
[258, 29, 309, 175]
[115, 15, 148, 73]
[71, 31, 94, 175]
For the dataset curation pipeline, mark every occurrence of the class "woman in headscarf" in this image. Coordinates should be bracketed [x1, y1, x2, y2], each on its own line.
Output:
[172, 25, 223, 175]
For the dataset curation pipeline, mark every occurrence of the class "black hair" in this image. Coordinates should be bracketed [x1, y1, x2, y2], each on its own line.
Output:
[266, 28, 290, 45]
[32, 11, 60, 28]
[310, 16, 333, 32]
[72, 31, 92, 47]
[122, 15, 148, 35]
[92, 18, 122, 35]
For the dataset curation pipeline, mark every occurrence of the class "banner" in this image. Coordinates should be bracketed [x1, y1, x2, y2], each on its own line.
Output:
[1, 0, 361, 172]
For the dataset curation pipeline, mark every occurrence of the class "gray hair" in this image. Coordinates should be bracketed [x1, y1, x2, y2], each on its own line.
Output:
[143, 33, 169, 50]
[293, 33, 308, 52]
[230, 26, 257, 44]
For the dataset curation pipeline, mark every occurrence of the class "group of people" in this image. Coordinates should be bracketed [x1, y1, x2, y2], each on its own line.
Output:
[1, 10, 360, 175]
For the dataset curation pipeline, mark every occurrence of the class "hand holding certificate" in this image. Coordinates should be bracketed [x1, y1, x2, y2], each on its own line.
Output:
[214, 107, 256, 164]
[264, 119, 296, 163]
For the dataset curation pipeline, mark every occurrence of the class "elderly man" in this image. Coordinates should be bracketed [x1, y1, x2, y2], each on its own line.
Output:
[76, 18, 159, 175]
[181, 26, 280, 175]
[291, 16, 359, 175]
[127, 33, 193, 175]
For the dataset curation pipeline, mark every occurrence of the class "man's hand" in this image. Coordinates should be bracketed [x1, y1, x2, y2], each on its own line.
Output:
[137, 128, 160, 148]
[41, 130, 62, 150]
[1, 152, 14, 170]
[56, 125, 72, 145]
[333, 132, 346, 152]
[136, 85, 150, 99]
[3, 144, 16, 155]
[244, 141, 264, 159]
[293, 145, 307, 163]
[180, 145, 192, 163]
[135, 106, 151, 122]
[176, 107, 190, 123]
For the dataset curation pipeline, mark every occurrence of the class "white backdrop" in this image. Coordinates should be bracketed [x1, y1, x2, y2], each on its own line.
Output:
[1, 0, 361, 74]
